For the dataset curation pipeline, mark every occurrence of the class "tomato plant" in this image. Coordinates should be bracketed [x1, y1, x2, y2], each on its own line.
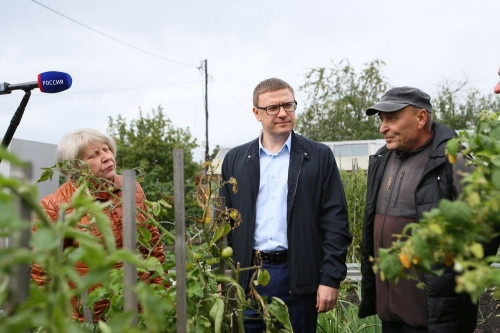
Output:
[0, 155, 291, 332]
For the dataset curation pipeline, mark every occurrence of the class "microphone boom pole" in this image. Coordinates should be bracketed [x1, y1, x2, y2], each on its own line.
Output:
[0, 90, 31, 163]
[0, 71, 72, 164]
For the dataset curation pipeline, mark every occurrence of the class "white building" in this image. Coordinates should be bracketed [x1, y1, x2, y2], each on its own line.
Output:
[322, 139, 386, 171]
[0, 138, 59, 202]
[211, 139, 386, 174]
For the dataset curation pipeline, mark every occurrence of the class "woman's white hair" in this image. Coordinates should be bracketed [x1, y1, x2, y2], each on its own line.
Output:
[56, 129, 117, 179]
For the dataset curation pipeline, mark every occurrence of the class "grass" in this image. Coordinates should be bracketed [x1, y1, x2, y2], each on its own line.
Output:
[316, 283, 381, 333]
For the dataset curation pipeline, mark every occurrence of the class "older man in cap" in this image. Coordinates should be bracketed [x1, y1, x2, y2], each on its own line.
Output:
[358, 87, 478, 333]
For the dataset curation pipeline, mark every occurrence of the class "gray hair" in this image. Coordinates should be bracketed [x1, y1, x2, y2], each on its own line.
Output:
[56, 129, 117, 179]
[410, 106, 433, 130]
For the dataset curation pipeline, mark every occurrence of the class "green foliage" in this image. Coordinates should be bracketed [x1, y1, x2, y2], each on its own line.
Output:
[107, 105, 202, 224]
[186, 162, 293, 332]
[340, 170, 367, 263]
[317, 283, 381, 333]
[297, 61, 500, 143]
[375, 110, 500, 302]
[433, 79, 500, 130]
[0, 157, 150, 332]
[210, 144, 221, 161]
[296, 59, 388, 141]
[0, 157, 291, 332]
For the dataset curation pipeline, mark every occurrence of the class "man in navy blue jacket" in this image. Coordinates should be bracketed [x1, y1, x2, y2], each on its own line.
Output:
[219, 77, 352, 332]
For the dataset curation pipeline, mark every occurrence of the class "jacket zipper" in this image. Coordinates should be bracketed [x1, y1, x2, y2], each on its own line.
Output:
[392, 171, 405, 208]
[380, 157, 403, 320]
[380, 158, 403, 247]
[287, 153, 304, 296]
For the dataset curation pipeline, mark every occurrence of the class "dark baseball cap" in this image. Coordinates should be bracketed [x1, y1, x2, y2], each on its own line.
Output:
[366, 86, 432, 116]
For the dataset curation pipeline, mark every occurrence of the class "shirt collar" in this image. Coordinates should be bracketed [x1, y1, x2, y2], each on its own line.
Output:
[258, 131, 292, 156]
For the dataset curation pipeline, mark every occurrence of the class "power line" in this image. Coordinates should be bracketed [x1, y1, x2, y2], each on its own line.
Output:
[213, 78, 248, 112]
[30, 0, 197, 69]
[29, 1, 250, 120]
[68, 80, 200, 94]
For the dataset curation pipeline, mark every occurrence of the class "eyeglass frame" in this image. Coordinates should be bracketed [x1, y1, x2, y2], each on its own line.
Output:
[255, 100, 297, 116]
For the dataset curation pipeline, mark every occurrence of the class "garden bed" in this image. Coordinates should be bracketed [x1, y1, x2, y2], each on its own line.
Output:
[475, 287, 500, 333]
[342, 284, 499, 332]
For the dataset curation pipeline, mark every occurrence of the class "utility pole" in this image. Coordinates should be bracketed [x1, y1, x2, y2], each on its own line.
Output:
[203, 59, 209, 163]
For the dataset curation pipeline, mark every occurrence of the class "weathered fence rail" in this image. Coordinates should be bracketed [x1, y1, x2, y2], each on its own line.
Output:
[122, 169, 138, 325]
[2, 164, 32, 332]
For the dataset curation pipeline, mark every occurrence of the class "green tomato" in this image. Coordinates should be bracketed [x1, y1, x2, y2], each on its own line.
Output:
[221, 246, 233, 259]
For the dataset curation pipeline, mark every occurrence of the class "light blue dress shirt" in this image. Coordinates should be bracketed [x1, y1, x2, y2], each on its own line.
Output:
[253, 133, 291, 252]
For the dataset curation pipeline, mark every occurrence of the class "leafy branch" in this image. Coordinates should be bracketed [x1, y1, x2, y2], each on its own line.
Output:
[374, 110, 500, 302]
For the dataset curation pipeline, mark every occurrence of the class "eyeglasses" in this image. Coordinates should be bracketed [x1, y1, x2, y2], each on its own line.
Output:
[255, 100, 297, 115]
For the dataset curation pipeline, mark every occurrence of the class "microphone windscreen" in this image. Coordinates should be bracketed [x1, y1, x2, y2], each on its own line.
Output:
[37, 71, 72, 93]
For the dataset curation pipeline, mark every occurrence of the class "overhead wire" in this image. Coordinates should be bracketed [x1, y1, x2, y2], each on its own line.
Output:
[213, 78, 248, 112]
[68, 80, 200, 94]
[29, 0, 248, 117]
[30, 0, 197, 69]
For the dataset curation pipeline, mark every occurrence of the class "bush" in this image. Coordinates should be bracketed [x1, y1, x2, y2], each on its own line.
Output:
[340, 170, 367, 263]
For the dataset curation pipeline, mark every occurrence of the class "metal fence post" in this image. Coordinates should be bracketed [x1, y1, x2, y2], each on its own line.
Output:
[174, 149, 187, 332]
[122, 170, 138, 325]
[5, 163, 32, 318]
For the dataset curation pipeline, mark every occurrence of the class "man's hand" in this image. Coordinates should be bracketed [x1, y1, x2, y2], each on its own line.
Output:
[316, 285, 339, 313]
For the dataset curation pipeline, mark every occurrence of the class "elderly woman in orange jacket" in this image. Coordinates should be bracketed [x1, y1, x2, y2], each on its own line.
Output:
[31, 128, 165, 322]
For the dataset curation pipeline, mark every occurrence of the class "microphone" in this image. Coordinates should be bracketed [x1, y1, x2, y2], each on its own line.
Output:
[0, 71, 72, 95]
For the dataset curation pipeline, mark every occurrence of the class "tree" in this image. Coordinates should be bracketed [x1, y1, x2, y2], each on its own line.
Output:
[296, 59, 388, 141]
[210, 144, 221, 160]
[107, 106, 201, 223]
[433, 79, 500, 130]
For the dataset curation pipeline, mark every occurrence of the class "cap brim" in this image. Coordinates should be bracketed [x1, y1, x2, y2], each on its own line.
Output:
[366, 102, 409, 116]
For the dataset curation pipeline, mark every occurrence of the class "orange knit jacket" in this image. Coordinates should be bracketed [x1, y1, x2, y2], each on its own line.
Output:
[31, 175, 166, 322]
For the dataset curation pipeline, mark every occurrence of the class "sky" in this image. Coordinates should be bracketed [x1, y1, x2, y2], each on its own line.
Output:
[1, 0, 499, 162]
